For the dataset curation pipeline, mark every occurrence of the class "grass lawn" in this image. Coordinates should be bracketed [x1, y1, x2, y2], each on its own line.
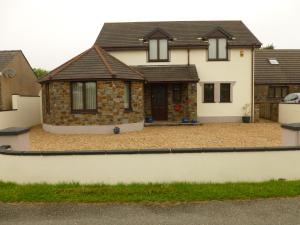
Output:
[1, 180, 300, 203]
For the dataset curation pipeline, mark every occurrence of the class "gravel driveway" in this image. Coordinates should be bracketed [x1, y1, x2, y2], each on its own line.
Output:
[30, 123, 281, 151]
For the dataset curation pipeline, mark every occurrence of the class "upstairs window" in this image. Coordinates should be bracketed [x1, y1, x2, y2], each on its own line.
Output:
[208, 38, 228, 60]
[71, 82, 97, 113]
[268, 58, 279, 65]
[124, 82, 132, 110]
[149, 39, 168, 61]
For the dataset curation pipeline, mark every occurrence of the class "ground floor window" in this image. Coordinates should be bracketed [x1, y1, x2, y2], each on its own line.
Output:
[172, 84, 182, 103]
[220, 83, 231, 103]
[71, 82, 97, 113]
[204, 83, 214, 103]
[268, 86, 288, 99]
[124, 82, 132, 110]
[203, 82, 233, 103]
[45, 83, 50, 114]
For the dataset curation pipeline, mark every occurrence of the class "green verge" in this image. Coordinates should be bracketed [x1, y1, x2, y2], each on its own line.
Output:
[1, 180, 300, 203]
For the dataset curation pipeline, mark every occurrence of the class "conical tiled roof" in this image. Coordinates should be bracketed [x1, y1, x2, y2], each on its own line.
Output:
[39, 45, 144, 83]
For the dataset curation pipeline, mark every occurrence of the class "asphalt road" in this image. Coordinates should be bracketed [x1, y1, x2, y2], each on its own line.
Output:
[1, 198, 300, 225]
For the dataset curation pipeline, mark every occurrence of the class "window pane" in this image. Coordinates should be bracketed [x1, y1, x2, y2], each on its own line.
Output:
[173, 84, 181, 103]
[45, 83, 50, 113]
[159, 39, 168, 60]
[204, 84, 214, 103]
[282, 87, 288, 98]
[220, 83, 231, 103]
[268, 87, 275, 98]
[85, 82, 96, 110]
[124, 83, 130, 109]
[208, 39, 217, 59]
[218, 39, 227, 59]
[149, 39, 158, 60]
[275, 87, 281, 98]
[72, 82, 83, 110]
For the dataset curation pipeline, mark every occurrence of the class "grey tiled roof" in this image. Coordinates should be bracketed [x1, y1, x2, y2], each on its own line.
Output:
[132, 65, 199, 83]
[255, 50, 300, 84]
[39, 45, 144, 82]
[95, 21, 261, 49]
[0, 50, 20, 71]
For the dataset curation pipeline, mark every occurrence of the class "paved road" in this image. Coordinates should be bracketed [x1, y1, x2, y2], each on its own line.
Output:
[1, 198, 300, 225]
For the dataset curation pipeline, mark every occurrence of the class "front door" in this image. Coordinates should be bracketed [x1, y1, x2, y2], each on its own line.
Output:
[151, 85, 168, 121]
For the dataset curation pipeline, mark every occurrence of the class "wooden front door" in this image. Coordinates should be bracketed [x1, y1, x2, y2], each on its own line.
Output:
[151, 85, 168, 121]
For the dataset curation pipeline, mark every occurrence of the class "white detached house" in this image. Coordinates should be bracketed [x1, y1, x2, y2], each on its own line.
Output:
[95, 20, 261, 123]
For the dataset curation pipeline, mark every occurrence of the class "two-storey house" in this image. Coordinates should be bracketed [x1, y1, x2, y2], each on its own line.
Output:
[39, 21, 261, 134]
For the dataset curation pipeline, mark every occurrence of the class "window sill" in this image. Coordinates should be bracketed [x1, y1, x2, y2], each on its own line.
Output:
[124, 108, 133, 113]
[148, 59, 170, 62]
[71, 110, 97, 114]
[203, 101, 215, 103]
[219, 101, 232, 103]
[207, 59, 229, 62]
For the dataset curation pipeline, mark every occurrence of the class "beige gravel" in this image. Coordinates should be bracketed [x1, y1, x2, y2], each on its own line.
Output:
[30, 123, 281, 151]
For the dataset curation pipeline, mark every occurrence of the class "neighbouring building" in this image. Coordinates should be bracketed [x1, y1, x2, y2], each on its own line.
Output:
[0, 50, 40, 110]
[255, 50, 300, 122]
[40, 20, 261, 134]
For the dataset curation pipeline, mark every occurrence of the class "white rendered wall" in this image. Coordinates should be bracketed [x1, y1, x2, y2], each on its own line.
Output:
[109, 49, 252, 120]
[279, 104, 300, 124]
[0, 95, 41, 129]
[1, 151, 300, 184]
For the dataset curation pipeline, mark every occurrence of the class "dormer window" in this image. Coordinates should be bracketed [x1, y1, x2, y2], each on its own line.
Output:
[208, 38, 228, 60]
[149, 39, 168, 61]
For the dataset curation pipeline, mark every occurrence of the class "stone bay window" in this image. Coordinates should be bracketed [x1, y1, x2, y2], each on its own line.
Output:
[39, 45, 144, 134]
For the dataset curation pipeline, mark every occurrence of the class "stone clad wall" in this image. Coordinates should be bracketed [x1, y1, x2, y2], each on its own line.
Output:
[42, 81, 144, 126]
[144, 83, 197, 122]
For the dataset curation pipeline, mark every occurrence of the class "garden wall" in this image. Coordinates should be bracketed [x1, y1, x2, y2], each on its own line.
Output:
[1, 147, 300, 184]
[279, 103, 300, 124]
[0, 95, 41, 129]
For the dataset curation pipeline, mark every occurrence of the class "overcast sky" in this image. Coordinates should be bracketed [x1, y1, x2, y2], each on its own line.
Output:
[0, 0, 299, 70]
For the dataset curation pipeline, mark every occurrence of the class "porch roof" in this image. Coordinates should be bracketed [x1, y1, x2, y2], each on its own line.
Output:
[131, 65, 199, 83]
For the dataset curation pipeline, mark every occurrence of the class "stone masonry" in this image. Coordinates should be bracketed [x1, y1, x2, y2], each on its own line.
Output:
[144, 83, 197, 121]
[42, 81, 144, 126]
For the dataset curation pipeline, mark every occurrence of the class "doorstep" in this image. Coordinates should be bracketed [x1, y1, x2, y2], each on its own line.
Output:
[145, 121, 202, 127]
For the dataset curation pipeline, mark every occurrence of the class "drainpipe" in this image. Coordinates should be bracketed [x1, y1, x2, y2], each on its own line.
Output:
[251, 45, 255, 123]
[187, 46, 190, 65]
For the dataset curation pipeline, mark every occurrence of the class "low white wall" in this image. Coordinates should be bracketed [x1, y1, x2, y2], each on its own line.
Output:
[279, 103, 300, 124]
[1, 151, 300, 184]
[282, 128, 300, 146]
[0, 95, 41, 129]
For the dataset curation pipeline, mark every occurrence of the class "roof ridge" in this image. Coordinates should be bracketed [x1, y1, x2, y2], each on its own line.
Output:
[94, 45, 116, 78]
[40, 47, 92, 81]
[103, 20, 243, 24]
[0, 50, 22, 53]
[94, 44, 145, 80]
